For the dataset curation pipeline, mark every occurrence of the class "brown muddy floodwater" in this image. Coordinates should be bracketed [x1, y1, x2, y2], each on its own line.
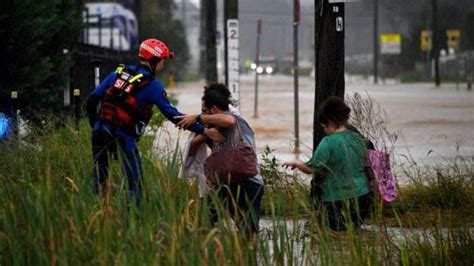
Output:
[158, 74, 474, 186]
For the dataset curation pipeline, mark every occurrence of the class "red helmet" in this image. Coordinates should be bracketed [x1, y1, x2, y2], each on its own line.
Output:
[138, 39, 175, 60]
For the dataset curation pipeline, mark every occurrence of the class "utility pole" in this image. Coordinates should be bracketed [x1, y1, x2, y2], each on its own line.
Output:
[313, 0, 345, 149]
[181, 0, 187, 34]
[253, 18, 262, 118]
[199, 0, 206, 77]
[134, 0, 142, 42]
[224, 0, 238, 86]
[373, 0, 378, 84]
[203, 0, 218, 83]
[432, 0, 440, 86]
[293, 0, 300, 152]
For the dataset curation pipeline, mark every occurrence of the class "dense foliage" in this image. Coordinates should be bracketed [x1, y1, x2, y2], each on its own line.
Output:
[0, 0, 82, 116]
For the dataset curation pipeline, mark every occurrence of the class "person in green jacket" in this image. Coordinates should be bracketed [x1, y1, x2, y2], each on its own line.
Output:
[283, 97, 373, 231]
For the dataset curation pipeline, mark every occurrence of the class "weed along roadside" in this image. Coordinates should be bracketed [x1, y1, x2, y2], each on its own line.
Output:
[0, 117, 472, 265]
[257, 147, 474, 264]
[2, 0, 474, 264]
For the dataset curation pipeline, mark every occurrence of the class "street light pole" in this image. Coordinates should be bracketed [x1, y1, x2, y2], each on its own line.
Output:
[432, 0, 440, 87]
[203, 0, 218, 83]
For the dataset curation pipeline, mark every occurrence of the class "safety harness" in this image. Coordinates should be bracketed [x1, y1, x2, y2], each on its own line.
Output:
[99, 65, 153, 138]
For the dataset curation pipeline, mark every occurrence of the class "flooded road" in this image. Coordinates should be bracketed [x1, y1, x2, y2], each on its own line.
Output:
[168, 74, 474, 185]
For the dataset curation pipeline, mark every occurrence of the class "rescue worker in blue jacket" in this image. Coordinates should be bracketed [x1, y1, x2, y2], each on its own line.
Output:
[86, 38, 222, 208]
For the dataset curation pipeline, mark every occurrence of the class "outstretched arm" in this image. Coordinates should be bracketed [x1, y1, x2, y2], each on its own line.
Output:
[150, 83, 205, 134]
[282, 160, 313, 175]
[174, 113, 236, 129]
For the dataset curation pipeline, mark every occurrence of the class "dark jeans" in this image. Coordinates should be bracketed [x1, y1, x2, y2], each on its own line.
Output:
[321, 192, 373, 231]
[92, 130, 143, 208]
[208, 179, 264, 235]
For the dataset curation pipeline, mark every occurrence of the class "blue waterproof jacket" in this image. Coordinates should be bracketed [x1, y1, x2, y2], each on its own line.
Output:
[87, 65, 204, 153]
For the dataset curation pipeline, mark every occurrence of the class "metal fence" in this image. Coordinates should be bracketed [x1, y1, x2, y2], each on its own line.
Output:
[71, 43, 138, 99]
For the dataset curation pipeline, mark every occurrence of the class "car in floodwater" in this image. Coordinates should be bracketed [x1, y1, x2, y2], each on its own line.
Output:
[250, 56, 278, 75]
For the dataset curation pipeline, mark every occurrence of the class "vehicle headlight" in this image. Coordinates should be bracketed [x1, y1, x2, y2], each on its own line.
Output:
[256, 66, 264, 74]
[265, 67, 273, 74]
[250, 63, 257, 70]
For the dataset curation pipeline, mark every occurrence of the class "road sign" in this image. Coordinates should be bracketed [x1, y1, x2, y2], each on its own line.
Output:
[421, 30, 432, 52]
[446, 29, 460, 50]
[380, 33, 401, 54]
[227, 19, 240, 99]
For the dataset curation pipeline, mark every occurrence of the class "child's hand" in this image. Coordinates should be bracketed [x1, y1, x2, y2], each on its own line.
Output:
[204, 128, 224, 142]
[282, 160, 302, 170]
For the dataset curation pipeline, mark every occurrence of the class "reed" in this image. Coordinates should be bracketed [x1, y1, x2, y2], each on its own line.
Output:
[0, 120, 472, 265]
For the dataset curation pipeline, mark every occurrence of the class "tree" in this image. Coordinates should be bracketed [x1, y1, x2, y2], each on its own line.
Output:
[461, 9, 474, 50]
[0, 0, 82, 117]
[138, 0, 190, 80]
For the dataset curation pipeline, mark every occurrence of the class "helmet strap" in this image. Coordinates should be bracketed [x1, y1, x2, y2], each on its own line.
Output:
[139, 57, 159, 74]
[143, 57, 161, 74]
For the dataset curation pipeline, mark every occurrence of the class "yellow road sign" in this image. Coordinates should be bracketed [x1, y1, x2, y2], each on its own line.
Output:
[380, 33, 401, 54]
[446, 29, 460, 50]
[421, 30, 432, 52]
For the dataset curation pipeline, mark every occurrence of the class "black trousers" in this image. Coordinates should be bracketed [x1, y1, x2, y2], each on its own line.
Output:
[207, 179, 264, 235]
[91, 130, 143, 208]
[321, 192, 374, 231]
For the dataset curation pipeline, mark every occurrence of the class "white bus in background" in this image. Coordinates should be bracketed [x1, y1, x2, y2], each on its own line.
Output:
[82, 2, 138, 51]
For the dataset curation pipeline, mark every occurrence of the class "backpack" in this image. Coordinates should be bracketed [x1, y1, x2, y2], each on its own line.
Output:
[98, 65, 153, 137]
[368, 150, 398, 204]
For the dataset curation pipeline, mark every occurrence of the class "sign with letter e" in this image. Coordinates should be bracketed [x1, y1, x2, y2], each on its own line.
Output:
[380, 33, 401, 54]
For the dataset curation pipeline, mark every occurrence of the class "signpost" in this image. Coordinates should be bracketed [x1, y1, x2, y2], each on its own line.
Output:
[74, 89, 81, 132]
[11, 91, 18, 139]
[432, 0, 440, 87]
[227, 19, 240, 107]
[293, 0, 300, 152]
[253, 18, 262, 118]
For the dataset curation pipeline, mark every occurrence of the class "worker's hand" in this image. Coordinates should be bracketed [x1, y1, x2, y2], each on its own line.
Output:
[204, 128, 224, 142]
[174, 114, 198, 129]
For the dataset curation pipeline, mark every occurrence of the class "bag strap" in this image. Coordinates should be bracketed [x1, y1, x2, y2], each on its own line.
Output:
[213, 114, 245, 150]
[231, 115, 245, 145]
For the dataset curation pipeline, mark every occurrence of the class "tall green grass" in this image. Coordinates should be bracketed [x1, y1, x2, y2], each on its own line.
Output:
[0, 120, 473, 265]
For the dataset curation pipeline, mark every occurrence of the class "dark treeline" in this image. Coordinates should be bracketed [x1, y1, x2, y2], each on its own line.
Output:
[0, 0, 82, 118]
